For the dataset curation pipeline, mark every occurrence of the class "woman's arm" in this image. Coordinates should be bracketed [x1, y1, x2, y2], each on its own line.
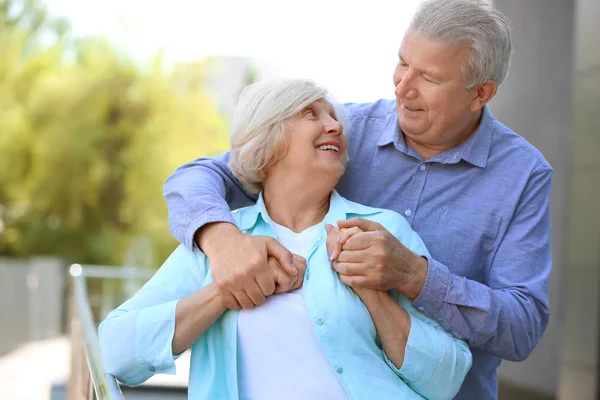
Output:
[352, 288, 410, 368]
[356, 287, 472, 400]
[171, 283, 227, 355]
[329, 219, 472, 400]
[99, 245, 218, 386]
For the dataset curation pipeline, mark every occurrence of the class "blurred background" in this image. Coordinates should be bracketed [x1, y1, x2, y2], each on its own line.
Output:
[0, 0, 597, 399]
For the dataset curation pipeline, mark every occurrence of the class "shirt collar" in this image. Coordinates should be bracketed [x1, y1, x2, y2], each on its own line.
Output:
[235, 190, 380, 232]
[450, 105, 494, 168]
[376, 105, 494, 168]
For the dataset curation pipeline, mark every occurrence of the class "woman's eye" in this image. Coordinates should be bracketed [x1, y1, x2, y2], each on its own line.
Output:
[306, 110, 316, 117]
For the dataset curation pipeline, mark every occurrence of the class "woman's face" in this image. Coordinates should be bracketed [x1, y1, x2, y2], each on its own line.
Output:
[272, 99, 346, 184]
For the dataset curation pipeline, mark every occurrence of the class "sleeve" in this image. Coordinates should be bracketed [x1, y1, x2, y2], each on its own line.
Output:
[98, 245, 208, 386]
[384, 294, 473, 400]
[381, 211, 473, 400]
[163, 152, 257, 249]
[412, 169, 552, 361]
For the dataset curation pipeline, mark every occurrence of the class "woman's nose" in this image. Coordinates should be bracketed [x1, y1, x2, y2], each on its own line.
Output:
[324, 116, 342, 135]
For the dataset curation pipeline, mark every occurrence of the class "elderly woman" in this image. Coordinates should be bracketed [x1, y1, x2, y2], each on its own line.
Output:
[99, 79, 472, 400]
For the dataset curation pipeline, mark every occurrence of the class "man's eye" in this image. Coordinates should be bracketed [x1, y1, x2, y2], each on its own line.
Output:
[306, 110, 316, 117]
[423, 75, 437, 83]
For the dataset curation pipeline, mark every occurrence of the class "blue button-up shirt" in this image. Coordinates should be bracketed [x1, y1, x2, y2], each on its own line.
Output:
[99, 191, 472, 400]
[163, 101, 553, 399]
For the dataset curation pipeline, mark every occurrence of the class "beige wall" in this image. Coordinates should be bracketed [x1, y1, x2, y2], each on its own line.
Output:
[488, 0, 600, 398]
[558, 0, 600, 398]
[489, 0, 576, 396]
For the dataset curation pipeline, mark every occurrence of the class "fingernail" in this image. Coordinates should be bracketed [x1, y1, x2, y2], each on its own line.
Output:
[329, 250, 336, 261]
[336, 236, 342, 243]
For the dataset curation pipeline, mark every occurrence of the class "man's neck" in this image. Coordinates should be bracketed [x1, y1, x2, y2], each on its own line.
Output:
[406, 110, 482, 160]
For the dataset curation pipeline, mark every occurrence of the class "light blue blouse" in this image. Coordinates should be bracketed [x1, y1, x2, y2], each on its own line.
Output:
[99, 191, 472, 399]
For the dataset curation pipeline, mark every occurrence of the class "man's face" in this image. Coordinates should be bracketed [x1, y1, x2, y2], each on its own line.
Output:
[393, 29, 480, 152]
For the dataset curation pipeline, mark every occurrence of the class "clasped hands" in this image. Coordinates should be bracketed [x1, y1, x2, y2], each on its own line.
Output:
[202, 218, 427, 310]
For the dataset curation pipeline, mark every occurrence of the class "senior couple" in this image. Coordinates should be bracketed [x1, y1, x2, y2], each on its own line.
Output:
[100, 0, 553, 399]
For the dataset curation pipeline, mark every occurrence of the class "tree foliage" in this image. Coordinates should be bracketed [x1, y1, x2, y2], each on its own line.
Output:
[0, 0, 229, 265]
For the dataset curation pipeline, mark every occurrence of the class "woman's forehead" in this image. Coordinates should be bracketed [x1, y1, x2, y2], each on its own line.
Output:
[309, 99, 335, 113]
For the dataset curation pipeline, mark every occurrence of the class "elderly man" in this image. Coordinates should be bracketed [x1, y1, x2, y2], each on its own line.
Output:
[163, 0, 552, 398]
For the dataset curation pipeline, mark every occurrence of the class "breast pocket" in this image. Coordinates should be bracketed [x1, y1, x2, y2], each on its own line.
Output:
[436, 208, 502, 280]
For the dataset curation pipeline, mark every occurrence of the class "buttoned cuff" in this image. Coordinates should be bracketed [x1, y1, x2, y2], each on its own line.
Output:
[135, 299, 179, 376]
[383, 312, 438, 386]
[184, 212, 236, 250]
[412, 257, 452, 321]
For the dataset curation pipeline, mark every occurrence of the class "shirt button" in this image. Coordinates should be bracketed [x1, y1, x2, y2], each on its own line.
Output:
[316, 318, 324, 326]
[404, 209, 412, 217]
[149, 366, 156, 372]
[336, 367, 344, 374]
[420, 164, 427, 171]
[418, 306, 425, 311]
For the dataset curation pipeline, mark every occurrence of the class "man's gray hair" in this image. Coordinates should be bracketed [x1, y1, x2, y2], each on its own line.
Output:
[229, 78, 344, 194]
[410, 0, 512, 88]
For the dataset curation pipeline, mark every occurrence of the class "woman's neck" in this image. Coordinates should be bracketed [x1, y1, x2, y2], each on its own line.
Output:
[262, 176, 332, 233]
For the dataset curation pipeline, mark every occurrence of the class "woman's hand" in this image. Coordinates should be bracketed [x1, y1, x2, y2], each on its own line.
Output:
[269, 253, 307, 294]
[325, 224, 363, 261]
[325, 224, 376, 297]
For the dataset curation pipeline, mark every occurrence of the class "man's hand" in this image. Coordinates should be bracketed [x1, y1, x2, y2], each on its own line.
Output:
[198, 223, 304, 309]
[328, 218, 429, 299]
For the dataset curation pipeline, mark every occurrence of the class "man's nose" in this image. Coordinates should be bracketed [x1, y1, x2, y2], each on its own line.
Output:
[395, 70, 418, 99]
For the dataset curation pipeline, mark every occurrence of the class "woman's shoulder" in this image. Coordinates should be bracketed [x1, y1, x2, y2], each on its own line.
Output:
[334, 193, 410, 231]
[335, 194, 429, 257]
[163, 244, 209, 276]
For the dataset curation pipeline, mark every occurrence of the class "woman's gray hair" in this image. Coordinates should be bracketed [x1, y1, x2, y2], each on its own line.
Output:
[410, 0, 512, 89]
[229, 78, 345, 194]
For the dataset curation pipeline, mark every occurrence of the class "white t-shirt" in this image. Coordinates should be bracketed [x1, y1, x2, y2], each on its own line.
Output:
[237, 221, 349, 400]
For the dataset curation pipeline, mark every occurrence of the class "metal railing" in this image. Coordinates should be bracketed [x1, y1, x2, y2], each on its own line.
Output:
[67, 263, 155, 400]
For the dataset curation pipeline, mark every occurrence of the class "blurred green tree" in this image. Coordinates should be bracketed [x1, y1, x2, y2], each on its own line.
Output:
[0, 0, 229, 265]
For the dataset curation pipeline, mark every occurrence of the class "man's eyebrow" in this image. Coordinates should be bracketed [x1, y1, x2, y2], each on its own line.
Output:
[398, 54, 444, 81]
[422, 68, 444, 80]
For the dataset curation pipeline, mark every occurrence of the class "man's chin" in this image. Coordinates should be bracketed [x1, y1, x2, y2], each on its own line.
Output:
[398, 120, 421, 135]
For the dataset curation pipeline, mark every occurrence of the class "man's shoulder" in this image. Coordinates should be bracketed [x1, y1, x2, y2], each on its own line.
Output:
[489, 116, 553, 174]
[343, 98, 397, 120]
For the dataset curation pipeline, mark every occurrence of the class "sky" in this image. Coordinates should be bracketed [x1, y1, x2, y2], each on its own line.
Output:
[43, 0, 421, 103]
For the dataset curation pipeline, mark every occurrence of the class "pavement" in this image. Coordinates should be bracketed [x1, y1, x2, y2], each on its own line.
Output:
[0, 337, 189, 400]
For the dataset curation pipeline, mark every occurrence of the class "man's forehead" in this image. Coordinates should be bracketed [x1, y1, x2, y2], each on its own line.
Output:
[399, 32, 468, 71]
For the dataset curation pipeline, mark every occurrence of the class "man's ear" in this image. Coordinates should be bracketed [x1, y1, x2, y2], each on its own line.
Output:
[471, 80, 497, 111]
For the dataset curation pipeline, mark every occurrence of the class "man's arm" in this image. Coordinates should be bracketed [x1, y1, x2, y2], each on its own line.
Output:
[163, 153, 300, 309]
[163, 152, 254, 249]
[332, 167, 551, 361]
[412, 169, 552, 361]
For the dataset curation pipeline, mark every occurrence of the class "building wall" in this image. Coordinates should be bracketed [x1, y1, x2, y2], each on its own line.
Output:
[0, 257, 65, 356]
[558, 0, 600, 398]
[488, 0, 576, 396]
